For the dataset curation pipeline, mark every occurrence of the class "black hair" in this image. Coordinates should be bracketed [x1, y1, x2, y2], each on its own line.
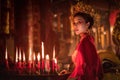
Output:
[73, 12, 94, 29]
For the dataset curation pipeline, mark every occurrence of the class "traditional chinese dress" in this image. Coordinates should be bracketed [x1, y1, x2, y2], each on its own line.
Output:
[68, 33, 103, 80]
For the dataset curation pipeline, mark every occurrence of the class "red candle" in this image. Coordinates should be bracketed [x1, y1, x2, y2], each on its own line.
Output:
[54, 58, 58, 72]
[52, 59, 55, 72]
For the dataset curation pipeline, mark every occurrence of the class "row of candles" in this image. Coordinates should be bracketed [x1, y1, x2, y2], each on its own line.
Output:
[5, 42, 58, 74]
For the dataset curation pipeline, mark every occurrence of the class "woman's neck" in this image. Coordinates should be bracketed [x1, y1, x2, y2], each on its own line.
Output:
[79, 32, 88, 37]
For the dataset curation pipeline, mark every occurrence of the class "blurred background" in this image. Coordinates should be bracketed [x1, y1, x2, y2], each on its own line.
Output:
[0, 0, 120, 80]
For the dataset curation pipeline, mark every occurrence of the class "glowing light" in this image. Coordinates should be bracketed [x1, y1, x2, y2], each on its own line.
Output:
[23, 52, 26, 62]
[37, 53, 40, 61]
[42, 42, 44, 59]
[19, 49, 22, 61]
[53, 46, 55, 59]
[16, 48, 18, 63]
[5, 48, 8, 60]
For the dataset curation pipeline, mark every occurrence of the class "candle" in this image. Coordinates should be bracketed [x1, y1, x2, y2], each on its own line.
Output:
[54, 58, 58, 71]
[41, 42, 45, 72]
[37, 53, 40, 69]
[18, 49, 22, 68]
[32, 52, 36, 72]
[23, 52, 26, 68]
[16, 48, 18, 63]
[28, 48, 32, 69]
[42, 42, 44, 59]
[23, 52, 26, 62]
[5, 48, 8, 60]
[45, 54, 50, 73]
[52, 46, 56, 72]
[53, 46, 55, 59]
[15, 48, 19, 69]
[5, 48, 9, 69]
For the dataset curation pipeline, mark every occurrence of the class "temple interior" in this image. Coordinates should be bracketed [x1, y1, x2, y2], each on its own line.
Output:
[0, 0, 120, 80]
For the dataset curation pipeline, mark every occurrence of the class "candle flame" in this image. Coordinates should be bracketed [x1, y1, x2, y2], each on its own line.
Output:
[23, 52, 25, 62]
[46, 54, 49, 60]
[37, 53, 40, 61]
[54, 58, 57, 64]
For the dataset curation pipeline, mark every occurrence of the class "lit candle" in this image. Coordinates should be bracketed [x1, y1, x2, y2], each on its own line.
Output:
[15, 48, 18, 69]
[23, 52, 26, 62]
[28, 48, 32, 69]
[52, 46, 56, 72]
[37, 53, 40, 69]
[41, 42, 45, 71]
[45, 54, 50, 73]
[33, 53, 36, 67]
[32, 52, 36, 72]
[23, 52, 26, 68]
[53, 46, 55, 59]
[16, 48, 18, 63]
[42, 42, 44, 59]
[18, 49, 22, 68]
[5, 48, 9, 69]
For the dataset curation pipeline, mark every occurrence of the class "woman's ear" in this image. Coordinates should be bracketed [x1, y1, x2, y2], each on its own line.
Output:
[86, 22, 90, 28]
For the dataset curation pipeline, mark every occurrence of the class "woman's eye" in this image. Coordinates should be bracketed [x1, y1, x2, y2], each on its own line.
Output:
[73, 21, 83, 26]
[78, 21, 83, 24]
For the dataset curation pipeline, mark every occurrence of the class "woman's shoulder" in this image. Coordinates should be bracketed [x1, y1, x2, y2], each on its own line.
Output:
[81, 33, 94, 42]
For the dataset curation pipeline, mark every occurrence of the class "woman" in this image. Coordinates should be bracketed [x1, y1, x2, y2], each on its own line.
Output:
[67, 12, 103, 80]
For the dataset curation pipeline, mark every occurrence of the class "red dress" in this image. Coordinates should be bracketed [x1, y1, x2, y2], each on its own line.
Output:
[68, 34, 103, 80]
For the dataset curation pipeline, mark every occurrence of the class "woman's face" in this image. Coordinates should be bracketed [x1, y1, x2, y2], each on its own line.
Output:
[73, 16, 89, 35]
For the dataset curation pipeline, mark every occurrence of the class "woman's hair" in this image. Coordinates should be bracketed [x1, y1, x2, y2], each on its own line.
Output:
[73, 12, 94, 29]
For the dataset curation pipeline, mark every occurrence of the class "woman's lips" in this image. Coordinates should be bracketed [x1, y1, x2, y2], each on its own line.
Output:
[74, 29, 79, 32]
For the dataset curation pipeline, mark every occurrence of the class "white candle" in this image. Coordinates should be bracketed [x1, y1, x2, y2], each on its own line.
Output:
[42, 42, 44, 59]
[28, 48, 32, 69]
[19, 49, 22, 61]
[33, 53, 36, 61]
[23, 52, 26, 62]
[23, 52, 26, 68]
[16, 48, 18, 63]
[18, 49, 22, 68]
[29, 48, 32, 61]
[45, 54, 50, 73]
[37, 53, 40, 69]
[53, 46, 55, 59]
[5, 48, 9, 69]
[5, 48, 8, 60]
[37, 53, 40, 61]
